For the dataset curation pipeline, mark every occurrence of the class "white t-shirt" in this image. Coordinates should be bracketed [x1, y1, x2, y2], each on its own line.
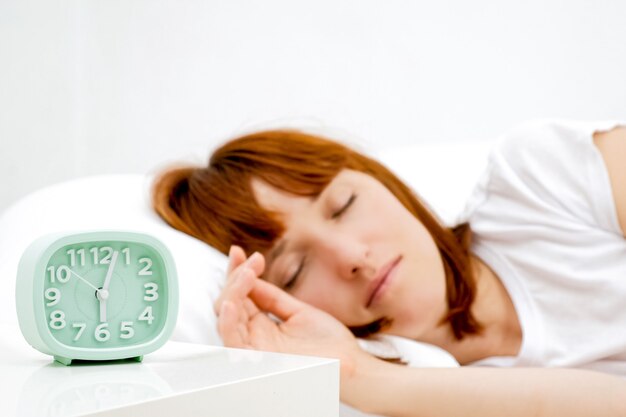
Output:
[461, 119, 626, 375]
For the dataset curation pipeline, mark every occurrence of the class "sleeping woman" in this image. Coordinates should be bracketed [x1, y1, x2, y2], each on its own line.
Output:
[152, 120, 626, 416]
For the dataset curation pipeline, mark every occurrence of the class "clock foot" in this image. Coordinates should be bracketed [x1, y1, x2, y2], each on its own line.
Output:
[132, 355, 144, 363]
[54, 356, 72, 366]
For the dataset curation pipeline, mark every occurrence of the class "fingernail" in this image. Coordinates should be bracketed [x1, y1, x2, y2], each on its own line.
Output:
[246, 252, 261, 264]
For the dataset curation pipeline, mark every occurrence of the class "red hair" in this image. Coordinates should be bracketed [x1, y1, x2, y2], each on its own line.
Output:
[152, 130, 481, 339]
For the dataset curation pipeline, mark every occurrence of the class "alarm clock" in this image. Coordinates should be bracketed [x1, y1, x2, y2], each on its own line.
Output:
[16, 231, 179, 365]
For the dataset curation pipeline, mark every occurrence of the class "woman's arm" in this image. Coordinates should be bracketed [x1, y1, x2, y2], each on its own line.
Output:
[344, 352, 626, 417]
[217, 250, 626, 417]
[594, 125, 626, 237]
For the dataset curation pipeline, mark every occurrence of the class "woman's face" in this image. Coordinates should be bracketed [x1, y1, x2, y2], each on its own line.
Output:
[251, 169, 448, 340]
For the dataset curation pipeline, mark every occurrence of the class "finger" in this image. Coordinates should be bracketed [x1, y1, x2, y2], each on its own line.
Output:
[250, 279, 309, 321]
[218, 300, 247, 348]
[228, 247, 266, 277]
[246, 312, 282, 351]
[215, 264, 258, 314]
[243, 298, 260, 319]
[215, 246, 247, 313]
[227, 245, 247, 276]
[228, 251, 264, 283]
[245, 252, 266, 278]
[237, 321, 249, 346]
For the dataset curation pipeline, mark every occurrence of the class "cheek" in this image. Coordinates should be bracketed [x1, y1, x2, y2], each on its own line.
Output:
[384, 271, 447, 337]
[291, 264, 331, 307]
[365, 193, 418, 235]
[292, 267, 362, 325]
[389, 243, 449, 335]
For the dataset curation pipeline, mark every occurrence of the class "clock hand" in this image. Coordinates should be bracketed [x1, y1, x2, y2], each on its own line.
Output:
[102, 251, 119, 291]
[99, 251, 118, 323]
[66, 267, 109, 322]
[99, 295, 107, 323]
[67, 267, 101, 293]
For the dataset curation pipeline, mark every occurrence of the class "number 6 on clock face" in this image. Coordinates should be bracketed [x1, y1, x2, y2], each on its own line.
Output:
[16, 231, 179, 365]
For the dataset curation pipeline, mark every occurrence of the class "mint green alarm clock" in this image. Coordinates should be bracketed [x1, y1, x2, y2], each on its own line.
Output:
[16, 231, 178, 365]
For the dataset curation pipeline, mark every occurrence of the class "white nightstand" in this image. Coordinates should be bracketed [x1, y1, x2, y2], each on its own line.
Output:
[1, 323, 339, 417]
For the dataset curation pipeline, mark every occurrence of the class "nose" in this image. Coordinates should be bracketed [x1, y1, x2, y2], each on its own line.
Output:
[314, 229, 373, 281]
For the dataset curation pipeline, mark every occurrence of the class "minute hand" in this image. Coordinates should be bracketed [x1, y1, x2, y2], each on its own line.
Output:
[102, 251, 119, 291]
[99, 251, 119, 323]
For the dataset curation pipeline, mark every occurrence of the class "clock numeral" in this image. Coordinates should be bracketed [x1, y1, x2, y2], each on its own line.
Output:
[99, 247, 114, 264]
[91, 246, 114, 265]
[49, 310, 66, 330]
[143, 283, 159, 301]
[45, 287, 61, 306]
[138, 306, 154, 325]
[66, 248, 86, 267]
[89, 247, 98, 264]
[47, 265, 71, 284]
[138, 257, 153, 276]
[72, 322, 86, 341]
[122, 247, 131, 265]
[120, 321, 135, 339]
[95, 323, 111, 342]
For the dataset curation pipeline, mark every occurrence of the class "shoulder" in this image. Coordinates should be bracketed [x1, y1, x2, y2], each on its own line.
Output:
[592, 126, 626, 236]
[478, 119, 625, 232]
[483, 120, 588, 200]
[488, 119, 626, 187]
[493, 119, 589, 168]
[459, 120, 577, 225]
[493, 118, 622, 160]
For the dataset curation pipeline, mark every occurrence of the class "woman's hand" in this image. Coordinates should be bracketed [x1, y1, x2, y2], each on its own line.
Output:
[215, 246, 368, 377]
[213, 245, 262, 317]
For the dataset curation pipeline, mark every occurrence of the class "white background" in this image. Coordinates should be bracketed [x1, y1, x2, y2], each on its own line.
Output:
[1, 0, 625, 211]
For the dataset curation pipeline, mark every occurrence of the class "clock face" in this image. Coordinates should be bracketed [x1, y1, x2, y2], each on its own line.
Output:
[42, 240, 169, 349]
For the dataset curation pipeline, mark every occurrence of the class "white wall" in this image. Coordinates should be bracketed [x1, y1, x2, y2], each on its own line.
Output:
[1, 0, 79, 211]
[1, 0, 625, 211]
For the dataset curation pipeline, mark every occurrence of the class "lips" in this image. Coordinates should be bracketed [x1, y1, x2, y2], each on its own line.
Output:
[365, 256, 402, 308]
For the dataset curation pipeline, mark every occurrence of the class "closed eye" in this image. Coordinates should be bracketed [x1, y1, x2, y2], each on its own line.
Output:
[331, 193, 356, 219]
[284, 257, 306, 290]
[283, 193, 356, 290]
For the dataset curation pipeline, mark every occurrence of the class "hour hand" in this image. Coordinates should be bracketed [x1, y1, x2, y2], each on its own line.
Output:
[99, 295, 107, 323]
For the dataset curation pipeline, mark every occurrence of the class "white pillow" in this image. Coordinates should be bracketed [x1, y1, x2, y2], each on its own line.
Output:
[0, 174, 228, 345]
[375, 140, 493, 225]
